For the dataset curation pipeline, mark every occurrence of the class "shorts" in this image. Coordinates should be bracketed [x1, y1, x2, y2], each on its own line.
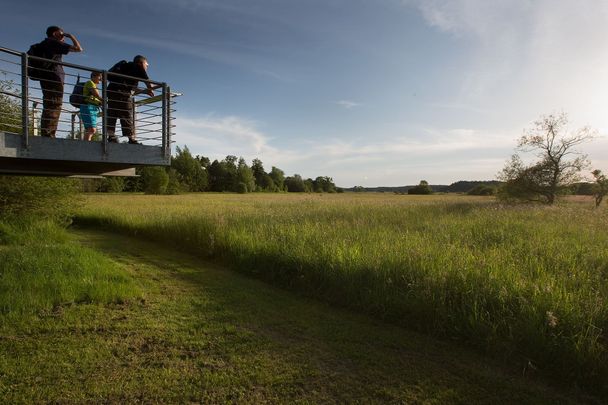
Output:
[80, 104, 99, 130]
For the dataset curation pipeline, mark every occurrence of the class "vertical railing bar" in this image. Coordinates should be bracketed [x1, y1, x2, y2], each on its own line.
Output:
[161, 83, 167, 157]
[31, 101, 39, 136]
[20, 52, 29, 148]
[102, 70, 108, 155]
[132, 98, 136, 140]
[71, 112, 76, 139]
[166, 86, 172, 161]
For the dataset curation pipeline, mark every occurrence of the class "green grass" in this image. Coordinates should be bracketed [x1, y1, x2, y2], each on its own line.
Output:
[75, 193, 608, 395]
[0, 228, 597, 403]
[0, 219, 141, 317]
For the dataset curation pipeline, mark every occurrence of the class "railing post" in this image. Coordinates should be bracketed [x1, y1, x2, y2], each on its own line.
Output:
[166, 85, 171, 160]
[31, 101, 39, 136]
[161, 83, 168, 158]
[71, 112, 77, 139]
[132, 97, 136, 139]
[102, 70, 108, 154]
[21, 52, 29, 148]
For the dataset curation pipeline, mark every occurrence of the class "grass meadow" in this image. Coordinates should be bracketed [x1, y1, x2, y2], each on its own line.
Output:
[74, 192, 608, 394]
[0, 219, 141, 319]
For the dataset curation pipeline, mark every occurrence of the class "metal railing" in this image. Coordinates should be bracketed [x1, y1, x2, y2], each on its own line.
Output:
[0, 45, 178, 159]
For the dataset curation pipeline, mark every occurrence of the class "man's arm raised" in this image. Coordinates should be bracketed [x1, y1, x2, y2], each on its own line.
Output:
[64, 33, 83, 52]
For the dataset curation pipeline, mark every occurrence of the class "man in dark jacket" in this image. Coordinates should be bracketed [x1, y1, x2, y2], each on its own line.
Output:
[37, 26, 83, 137]
[107, 55, 155, 144]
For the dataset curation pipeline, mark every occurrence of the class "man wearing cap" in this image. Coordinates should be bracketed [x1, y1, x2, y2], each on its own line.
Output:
[106, 55, 155, 144]
[37, 26, 83, 137]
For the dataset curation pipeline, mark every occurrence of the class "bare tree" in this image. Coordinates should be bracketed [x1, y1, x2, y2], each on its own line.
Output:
[499, 113, 595, 204]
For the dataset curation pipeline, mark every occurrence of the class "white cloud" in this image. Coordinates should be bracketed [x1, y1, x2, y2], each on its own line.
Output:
[173, 111, 517, 185]
[411, 0, 530, 38]
[315, 127, 513, 160]
[174, 113, 308, 166]
[294, 127, 518, 185]
[173, 111, 608, 187]
[335, 100, 361, 109]
[176, 114, 270, 154]
[404, 0, 608, 142]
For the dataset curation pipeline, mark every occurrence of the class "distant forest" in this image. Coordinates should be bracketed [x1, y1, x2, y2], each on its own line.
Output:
[344, 180, 595, 195]
[344, 181, 502, 194]
[83, 146, 341, 194]
[85, 145, 598, 195]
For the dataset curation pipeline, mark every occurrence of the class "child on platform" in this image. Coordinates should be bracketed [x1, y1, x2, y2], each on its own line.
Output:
[80, 71, 102, 141]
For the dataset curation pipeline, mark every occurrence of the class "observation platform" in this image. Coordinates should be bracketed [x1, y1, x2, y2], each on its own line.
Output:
[0, 131, 169, 176]
[0, 45, 178, 177]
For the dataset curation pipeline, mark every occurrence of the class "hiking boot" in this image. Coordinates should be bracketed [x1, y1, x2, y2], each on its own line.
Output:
[128, 138, 141, 145]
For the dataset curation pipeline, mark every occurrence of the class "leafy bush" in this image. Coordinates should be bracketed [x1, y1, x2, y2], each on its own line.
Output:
[592, 169, 608, 207]
[0, 176, 81, 221]
[236, 182, 248, 194]
[408, 180, 432, 195]
[0, 79, 22, 134]
[98, 177, 125, 193]
[467, 184, 496, 196]
[165, 168, 183, 195]
[141, 167, 169, 195]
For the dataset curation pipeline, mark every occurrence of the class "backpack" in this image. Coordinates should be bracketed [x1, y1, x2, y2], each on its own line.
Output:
[109, 60, 128, 78]
[69, 74, 85, 108]
[26, 42, 53, 81]
[108, 60, 137, 91]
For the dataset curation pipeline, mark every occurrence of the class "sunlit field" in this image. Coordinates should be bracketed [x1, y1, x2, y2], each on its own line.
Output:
[0, 219, 141, 318]
[76, 192, 608, 393]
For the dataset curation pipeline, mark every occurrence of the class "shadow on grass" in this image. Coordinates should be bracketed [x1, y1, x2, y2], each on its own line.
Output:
[66, 226, 600, 404]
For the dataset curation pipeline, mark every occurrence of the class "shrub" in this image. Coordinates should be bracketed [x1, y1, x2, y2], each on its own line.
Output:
[98, 177, 125, 193]
[237, 182, 248, 194]
[408, 180, 432, 195]
[165, 169, 183, 195]
[141, 167, 169, 195]
[467, 184, 496, 196]
[0, 176, 80, 221]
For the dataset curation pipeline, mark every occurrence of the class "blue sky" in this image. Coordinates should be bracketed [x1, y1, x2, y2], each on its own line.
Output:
[2, 0, 607, 186]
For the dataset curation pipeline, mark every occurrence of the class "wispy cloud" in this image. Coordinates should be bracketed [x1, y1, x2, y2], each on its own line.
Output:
[174, 114, 307, 166]
[423, 101, 490, 114]
[313, 127, 513, 161]
[404, 0, 608, 137]
[177, 114, 270, 154]
[81, 27, 291, 81]
[335, 100, 361, 109]
[409, 0, 528, 38]
[82, 29, 241, 65]
[298, 125, 523, 185]
[173, 109, 509, 182]
[173, 109, 523, 185]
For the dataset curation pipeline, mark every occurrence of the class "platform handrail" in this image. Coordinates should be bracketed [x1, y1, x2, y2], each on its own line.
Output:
[0, 45, 177, 159]
[0, 46, 166, 88]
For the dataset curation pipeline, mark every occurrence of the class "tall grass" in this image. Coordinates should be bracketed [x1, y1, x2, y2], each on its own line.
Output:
[75, 193, 608, 393]
[0, 219, 141, 318]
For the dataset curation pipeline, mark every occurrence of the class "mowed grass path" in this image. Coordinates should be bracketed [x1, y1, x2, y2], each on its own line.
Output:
[0, 228, 595, 403]
[76, 193, 608, 394]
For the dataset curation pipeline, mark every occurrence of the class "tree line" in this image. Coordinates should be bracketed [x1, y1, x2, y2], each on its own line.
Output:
[85, 146, 340, 195]
[1, 78, 606, 204]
